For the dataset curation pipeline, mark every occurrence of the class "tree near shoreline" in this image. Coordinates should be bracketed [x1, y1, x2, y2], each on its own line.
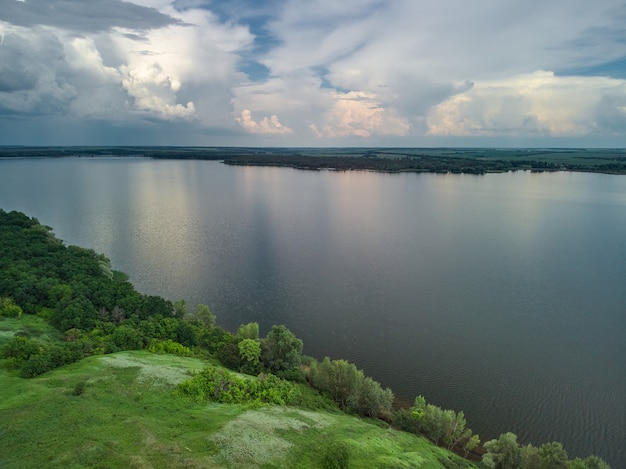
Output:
[308, 357, 393, 419]
[482, 432, 606, 469]
[262, 324, 303, 373]
[238, 338, 262, 375]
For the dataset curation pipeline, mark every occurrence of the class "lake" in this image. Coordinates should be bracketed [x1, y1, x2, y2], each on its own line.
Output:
[0, 157, 624, 465]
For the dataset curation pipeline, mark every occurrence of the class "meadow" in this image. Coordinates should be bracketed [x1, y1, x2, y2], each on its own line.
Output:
[0, 316, 476, 469]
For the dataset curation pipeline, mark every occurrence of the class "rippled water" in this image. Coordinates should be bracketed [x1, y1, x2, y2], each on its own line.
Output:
[0, 157, 624, 466]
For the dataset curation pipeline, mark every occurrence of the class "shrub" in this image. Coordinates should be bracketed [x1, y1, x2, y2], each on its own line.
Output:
[322, 441, 351, 469]
[174, 366, 301, 406]
[111, 324, 145, 350]
[0, 297, 23, 318]
[147, 339, 191, 356]
[217, 339, 244, 370]
[1, 336, 41, 363]
[72, 380, 87, 396]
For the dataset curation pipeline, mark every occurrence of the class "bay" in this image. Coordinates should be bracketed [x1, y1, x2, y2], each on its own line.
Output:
[0, 157, 624, 465]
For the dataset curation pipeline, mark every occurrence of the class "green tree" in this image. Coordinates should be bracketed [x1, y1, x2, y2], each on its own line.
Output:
[238, 338, 261, 362]
[175, 320, 199, 347]
[199, 325, 231, 354]
[262, 324, 303, 373]
[441, 410, 471, 451]
[217, 337, 245, 370]
[238, 338, 262, 375]
[173, 299, 188, 319]
[464, 434, 480, 458]
[483, 432, 522, 469]
[310, 358, 361, 410]
[355, 375, 394, 419]
[111, 324, 145, 350]
[195, 304, 215, 328]
[567, 456, 611, 469]
[236, 322, 259, 340]
[538, 441, 568, 469]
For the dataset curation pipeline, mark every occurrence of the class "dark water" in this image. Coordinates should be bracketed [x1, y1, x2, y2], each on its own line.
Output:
[0, 157, 624, 466]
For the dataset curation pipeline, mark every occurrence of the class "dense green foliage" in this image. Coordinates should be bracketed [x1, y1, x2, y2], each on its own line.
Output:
[309, 356, 393, 419]
[0, 297, 22, 318]
[0, 209, 211, 376]
[481, 432, 610, 469]
[147, 339, 191, 356]
[174, 365, 301, 405]
[262, 324, 304, 373]
[392, 395, 478, 456]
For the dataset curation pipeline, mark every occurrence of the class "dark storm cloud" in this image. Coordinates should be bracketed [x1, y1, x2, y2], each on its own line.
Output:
[0, 0, 182, 32]
[0, 32, 44, 92]
[0, 27, 76, 116]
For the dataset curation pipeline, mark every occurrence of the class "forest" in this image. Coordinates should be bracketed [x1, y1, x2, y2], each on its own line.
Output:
[0, 209, 612, 468]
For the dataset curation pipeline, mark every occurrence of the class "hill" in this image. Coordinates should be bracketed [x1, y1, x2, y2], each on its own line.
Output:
[0, 317, 477, 468]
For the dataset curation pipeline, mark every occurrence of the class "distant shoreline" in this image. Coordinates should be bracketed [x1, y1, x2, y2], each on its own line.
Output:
[1, 146, 625, 175]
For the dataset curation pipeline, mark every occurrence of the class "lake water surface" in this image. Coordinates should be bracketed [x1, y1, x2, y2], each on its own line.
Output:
[0, 157, 624, 465]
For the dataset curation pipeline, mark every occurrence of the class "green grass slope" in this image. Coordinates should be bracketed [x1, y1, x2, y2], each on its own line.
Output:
[0, 322, 478, 469]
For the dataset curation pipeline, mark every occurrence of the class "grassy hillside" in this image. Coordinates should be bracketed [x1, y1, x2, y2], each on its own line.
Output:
[0, 318, 477, 469]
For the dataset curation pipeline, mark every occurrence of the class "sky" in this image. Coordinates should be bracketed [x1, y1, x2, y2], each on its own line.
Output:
[1, 0, 626, 147]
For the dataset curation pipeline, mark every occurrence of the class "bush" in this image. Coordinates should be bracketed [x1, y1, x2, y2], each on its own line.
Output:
[274, 366, 306, 383]
[322, 441, 351, 469]
[199, 326, 231, 354]
[1, 336, 41, 363]
[174, 366, 301, 406]
[289, 383, 339, 411]
[111, 324, 145, 350]
[18, 342, 85, 378]
[391, 408, 421, 434]
[72, 380, 87, 396]
[217, 339, 244, 370]
[0, 297, 23, 318]
[147, 339, 191, 356]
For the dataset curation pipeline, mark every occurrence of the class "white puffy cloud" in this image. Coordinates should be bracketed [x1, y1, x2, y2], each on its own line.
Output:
[121, 62, 196, 119]
[310, 91, 410, 138]
[0, 3, 252, 129]
[243, 0, 626, 143]
[236, 110, 293, 134]
[427, 71, 626, 137]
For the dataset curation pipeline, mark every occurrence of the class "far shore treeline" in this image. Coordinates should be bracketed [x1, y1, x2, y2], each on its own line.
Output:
[1, 146, 626, 174]
[0, 209, 611, 468]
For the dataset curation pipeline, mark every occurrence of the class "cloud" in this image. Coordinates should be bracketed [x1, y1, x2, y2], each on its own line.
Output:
[236, 109, 293, 134]
[121, 62, 196, 119]
[0, 3, 252, 128]
[0, 24, 77, 115]
[1, 0, 181, 32]
[2, 0, 626, 145]
[426, 71, 626, 137]
[310, 91, 410, 138]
